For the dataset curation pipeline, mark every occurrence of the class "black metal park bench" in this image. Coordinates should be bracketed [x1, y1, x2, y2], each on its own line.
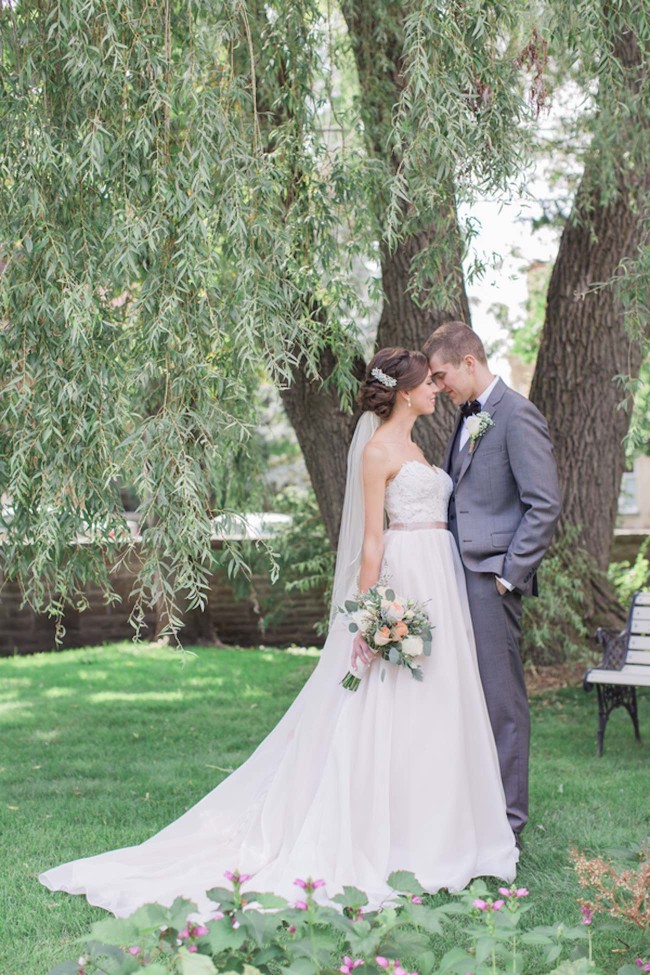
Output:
[583, 590, 650, 756]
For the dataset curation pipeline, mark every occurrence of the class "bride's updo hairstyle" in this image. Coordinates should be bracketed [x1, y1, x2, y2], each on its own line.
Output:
[359, 347, 429, 419]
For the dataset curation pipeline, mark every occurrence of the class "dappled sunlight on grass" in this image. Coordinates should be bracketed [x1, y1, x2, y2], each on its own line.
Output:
[1, 643, 648, 975]
[87, 690, 184, 703]
[0, 699, 33, 716]
[31, 728, 62, 744]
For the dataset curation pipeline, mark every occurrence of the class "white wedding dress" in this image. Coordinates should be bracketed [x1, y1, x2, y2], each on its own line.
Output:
[40, 459, 517, 917]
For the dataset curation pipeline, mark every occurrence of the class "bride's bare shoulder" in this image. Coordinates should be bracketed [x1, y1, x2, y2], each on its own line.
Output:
[363, 437, 395, 477]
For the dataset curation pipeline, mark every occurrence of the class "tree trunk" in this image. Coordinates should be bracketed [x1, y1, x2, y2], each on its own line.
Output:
[377, 222, 471, 462]
[529, 15, 648, 619]
[280, 0, 470, 543]
[280, 350, 366, 548]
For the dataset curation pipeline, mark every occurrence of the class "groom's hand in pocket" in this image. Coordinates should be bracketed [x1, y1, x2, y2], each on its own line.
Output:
[495, 577, 508, 596]
[351, 632, 375, 669]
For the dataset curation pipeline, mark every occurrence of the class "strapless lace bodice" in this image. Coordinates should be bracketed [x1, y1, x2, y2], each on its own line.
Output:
[385, 461, 452, 525]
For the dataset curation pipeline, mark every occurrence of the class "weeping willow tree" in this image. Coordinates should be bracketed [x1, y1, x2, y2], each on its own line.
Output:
[0, 0, 647, 637]
[0, 0, 545, 634]
[0, 0, 364, 633]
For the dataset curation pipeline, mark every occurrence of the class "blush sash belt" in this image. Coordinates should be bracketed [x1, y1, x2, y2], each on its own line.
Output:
[389, 521, 447, 531]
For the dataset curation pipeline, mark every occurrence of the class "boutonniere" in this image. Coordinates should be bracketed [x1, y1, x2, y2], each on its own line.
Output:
[466, 411, 495, 453]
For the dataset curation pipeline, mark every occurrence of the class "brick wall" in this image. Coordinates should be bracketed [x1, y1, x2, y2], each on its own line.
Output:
[0, 543, 327, 656]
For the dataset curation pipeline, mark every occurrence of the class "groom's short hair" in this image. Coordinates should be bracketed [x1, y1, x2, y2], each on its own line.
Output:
[423, 321, 487, 365]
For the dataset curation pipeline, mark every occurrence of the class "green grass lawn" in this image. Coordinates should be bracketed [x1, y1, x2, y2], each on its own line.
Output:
[1, 642, 648, 975]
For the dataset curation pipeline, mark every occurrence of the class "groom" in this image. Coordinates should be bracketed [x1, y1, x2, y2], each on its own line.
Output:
[424, 322, 561, 845]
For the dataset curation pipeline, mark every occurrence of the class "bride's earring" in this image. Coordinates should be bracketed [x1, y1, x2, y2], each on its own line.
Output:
[407, 395, 412, 408]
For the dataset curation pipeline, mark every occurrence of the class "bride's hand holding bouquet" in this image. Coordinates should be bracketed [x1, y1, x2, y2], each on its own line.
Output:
[340, 583, 434, 691]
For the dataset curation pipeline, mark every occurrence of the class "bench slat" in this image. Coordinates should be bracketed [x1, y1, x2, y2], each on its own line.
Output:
[634, 592, 650, 605]
[629, 635, 650, 650]
[586, 667, 650, 686]
[627, 649, 650, 665]
[631, 607, 650, 627]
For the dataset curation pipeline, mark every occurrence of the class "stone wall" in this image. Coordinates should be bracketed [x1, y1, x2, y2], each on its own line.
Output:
[0, 543, 327, 656]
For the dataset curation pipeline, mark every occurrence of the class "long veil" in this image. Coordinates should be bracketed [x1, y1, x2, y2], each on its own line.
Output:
[329, 411, 380, 625]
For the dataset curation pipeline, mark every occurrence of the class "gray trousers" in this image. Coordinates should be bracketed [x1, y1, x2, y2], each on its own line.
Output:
[463, 570, 529, 834]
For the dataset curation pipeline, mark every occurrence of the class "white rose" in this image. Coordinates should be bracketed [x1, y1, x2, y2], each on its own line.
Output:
[385, 601, 406, 623]
[401, 635, 424, 658]
[353, 609, 374, 632]
[465, 415, 481, 437]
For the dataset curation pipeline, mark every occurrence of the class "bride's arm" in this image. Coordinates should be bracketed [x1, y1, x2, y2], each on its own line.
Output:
[350, 444, 389, 670]
[358, 442, 389, 593]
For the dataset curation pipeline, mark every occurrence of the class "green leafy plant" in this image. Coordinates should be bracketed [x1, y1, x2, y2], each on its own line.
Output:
[608, 540, 650, 607]
[521, 528, 591, 666]
[49, 871, 616, 975]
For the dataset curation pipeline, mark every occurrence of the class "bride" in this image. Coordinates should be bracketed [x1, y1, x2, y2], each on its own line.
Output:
[40, 347, 518, 918]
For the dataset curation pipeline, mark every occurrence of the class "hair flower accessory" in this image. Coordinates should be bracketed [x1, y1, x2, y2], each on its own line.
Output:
[371, 367, 397, 388]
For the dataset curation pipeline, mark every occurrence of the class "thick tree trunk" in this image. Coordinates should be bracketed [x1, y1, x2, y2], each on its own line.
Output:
[377, 222, 471, 462]
[244, 0, 471, 543]
[529, 16, 648, 619]
[278, 0, 470, 542]
[280, 350, 366, 548]
[530, 184, 646, 568]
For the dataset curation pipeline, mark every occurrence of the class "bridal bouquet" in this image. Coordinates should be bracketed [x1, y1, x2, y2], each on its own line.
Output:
[339, 584, 434, 691]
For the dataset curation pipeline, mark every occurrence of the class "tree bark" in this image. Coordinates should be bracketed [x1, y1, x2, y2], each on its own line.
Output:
[280, 350, 366, 548]
[529, 16, 648, 600]
[376, 223, 471, 462]
[280, 0, 470, 544]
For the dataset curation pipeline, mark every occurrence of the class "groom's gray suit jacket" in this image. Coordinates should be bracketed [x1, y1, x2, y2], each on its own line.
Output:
[442, 378, 562, 596]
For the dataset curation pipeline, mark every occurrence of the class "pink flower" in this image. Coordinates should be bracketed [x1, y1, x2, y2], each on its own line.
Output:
[128, 946, 140, 956]
[376, 957, 390, 968]
[339, 957, 365, 974]
[295, 900, 308, 911]
[498, 887, 511, 897]
[288, 924, 296, 934]
[294, 878, 307, 889]
[179, 928, 190, 939]
[224, 870, 235, 881]
[312, 879, 326, 889]
[212, 911, 224, 920]
[188, 944, 198, 953]
[472, 898, 488, 911]
[492, 900, 505, 911]
[239, 873, 253, 883]
[395, 966, 407, 975]
[581, 905, 593, 926]
[193, 924, 208, 937]
[515, 887, 529, 898]
[411, 896, 422, 904]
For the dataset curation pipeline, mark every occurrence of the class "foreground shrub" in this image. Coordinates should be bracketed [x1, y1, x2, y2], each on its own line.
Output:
[48, 869, 645, 975]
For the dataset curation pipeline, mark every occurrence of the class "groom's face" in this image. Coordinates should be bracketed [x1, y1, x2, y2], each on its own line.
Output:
[428, 353, 476, 405]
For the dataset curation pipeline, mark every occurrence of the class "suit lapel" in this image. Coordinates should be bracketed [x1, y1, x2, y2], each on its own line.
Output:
[455, 378, 507, 487]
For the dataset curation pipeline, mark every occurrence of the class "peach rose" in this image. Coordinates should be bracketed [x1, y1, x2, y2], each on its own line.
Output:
[373, 626, 392, 647]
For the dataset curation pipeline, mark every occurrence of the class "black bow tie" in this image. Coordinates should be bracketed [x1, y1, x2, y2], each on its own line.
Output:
[460, 399, 481, 419]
